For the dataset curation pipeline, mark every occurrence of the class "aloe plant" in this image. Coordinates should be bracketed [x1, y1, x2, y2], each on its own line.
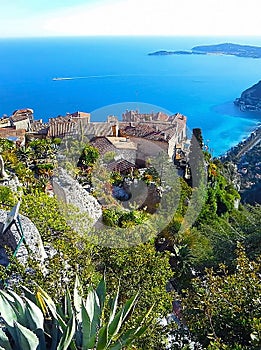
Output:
[0, 276, 152, 350]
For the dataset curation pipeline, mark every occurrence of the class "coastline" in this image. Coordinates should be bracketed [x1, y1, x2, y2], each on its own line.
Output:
[219, 123, 261, 161]
[219, 123, 261, 204]
[1, 36, 261, 158]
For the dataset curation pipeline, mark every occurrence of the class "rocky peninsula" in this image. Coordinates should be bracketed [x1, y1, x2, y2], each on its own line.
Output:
[234, 80, 261, 112]
[148, 43, 261, 58]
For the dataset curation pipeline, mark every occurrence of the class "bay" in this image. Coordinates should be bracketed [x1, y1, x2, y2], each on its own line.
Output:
[0, 36, 260, 155]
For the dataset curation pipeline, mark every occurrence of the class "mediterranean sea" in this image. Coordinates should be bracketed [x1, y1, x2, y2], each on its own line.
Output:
[0, 36, 261, 156]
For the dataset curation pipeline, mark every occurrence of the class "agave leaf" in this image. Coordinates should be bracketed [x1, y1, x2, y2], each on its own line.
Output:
[96, 277, 106, 311]
[0, 289, 15, 303]
[20, 285, 37, 304]
[81, 301, 92, 349]
[36, 289, 51, 318]
[73, 275, 82, 317]
[82, 297, 101, 350]
[57, 315, 76, 350]
[36, 286, 67, 332]
[110, 305, 154, 349]
[36, 286, 57, 318]
[7, 289, 27, 325]
[108, 308, 124, 340]
[13, 320, 39, 350]
[3, 324, 19, 347]
[57, 304, 66, 322]
[96, 324, 108, 350]
[34, 329, 47, 350]
[64, 287, 73, 320]
[85, 288, 95, 322]
[24, 297, 44, 330]
[0, 290, 17, 327]
[132, 324, 150, 338]
[108, 292, 139, 340]
[74, 327, 82, 349]
[0, 328, 12, 350]
[91, 292, 102, 339]
[121, 293, 139, 323]
[49, 319, 59, 350]
[108, 284, 120, 326]
[130, 302, 154, 329]
[24, 297, 46, 350]
[109, 325, 148, 350]
[108, 329, 135, 350]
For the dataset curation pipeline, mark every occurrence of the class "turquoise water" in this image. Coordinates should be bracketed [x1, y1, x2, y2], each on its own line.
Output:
[0, 36, 260, 155]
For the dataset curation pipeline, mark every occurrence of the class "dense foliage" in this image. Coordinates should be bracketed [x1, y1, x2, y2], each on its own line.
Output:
[182, 244, 261, 349]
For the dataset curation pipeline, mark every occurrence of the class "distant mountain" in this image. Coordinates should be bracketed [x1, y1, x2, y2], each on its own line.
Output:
[234, 80, 261, 112]
[148, 43, 261, 58]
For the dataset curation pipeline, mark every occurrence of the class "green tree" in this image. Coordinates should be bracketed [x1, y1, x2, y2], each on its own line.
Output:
[192, 128, 203, 149]
[78, 144, 99, 168]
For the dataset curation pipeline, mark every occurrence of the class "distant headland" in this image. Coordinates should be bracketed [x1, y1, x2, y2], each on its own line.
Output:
[234, 80, 261, 112]
[148, 43, 261, 58]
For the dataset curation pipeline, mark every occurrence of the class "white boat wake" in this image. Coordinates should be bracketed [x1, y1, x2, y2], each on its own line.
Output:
[52, 74, 149, 81]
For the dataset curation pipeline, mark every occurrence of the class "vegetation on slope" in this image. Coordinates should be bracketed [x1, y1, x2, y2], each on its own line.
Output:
[0, 135, 260, 349]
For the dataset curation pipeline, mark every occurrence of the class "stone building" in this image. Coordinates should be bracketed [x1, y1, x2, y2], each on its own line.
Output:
[0, 127, 26, 146]
[119, 113, 187, 160]
[10, 108, 34, 131]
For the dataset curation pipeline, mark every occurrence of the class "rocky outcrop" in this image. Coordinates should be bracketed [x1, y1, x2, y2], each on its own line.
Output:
[0, 209, 47, 267]
[52, 168, 102, 226]
[234, 80, 261, 112]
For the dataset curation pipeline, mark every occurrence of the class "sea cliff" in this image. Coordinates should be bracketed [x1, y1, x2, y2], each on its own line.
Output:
[234, 80, 261, 112]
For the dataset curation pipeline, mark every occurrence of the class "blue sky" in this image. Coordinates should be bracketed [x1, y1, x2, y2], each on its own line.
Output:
[0, 0, 261, 37]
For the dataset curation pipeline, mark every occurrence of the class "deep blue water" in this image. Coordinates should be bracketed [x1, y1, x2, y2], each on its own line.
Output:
[0, 36, 261, 155]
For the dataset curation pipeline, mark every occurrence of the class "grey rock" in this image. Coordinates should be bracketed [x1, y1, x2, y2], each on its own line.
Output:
[0, 174, 21, 192]
[52, 168, 102, 226]
[0, 209, 47, 267]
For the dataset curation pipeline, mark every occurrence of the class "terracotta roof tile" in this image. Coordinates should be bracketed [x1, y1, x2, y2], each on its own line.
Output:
[106, 159, 136, 173]
[90, 137, 116, 155]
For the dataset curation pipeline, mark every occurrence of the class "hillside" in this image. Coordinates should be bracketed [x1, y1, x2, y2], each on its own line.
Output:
[234, 80, 261, 112]
[220, 126, 261, 204]
[149, 43, 261, 58]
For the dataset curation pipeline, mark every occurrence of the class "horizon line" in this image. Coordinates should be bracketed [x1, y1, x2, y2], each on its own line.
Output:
[1, 34, 261, 40]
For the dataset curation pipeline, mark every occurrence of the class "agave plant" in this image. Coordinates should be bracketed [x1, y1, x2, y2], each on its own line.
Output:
[0, 276, 152, 350]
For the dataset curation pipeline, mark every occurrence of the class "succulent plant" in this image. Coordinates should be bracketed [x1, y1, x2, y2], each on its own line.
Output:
[0, 276, 152, 350]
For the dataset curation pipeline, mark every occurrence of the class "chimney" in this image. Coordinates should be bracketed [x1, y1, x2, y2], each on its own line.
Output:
[111, 124, 119, 137]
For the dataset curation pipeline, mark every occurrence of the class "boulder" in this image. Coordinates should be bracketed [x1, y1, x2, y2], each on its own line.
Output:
[0, 209, 47, 267]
